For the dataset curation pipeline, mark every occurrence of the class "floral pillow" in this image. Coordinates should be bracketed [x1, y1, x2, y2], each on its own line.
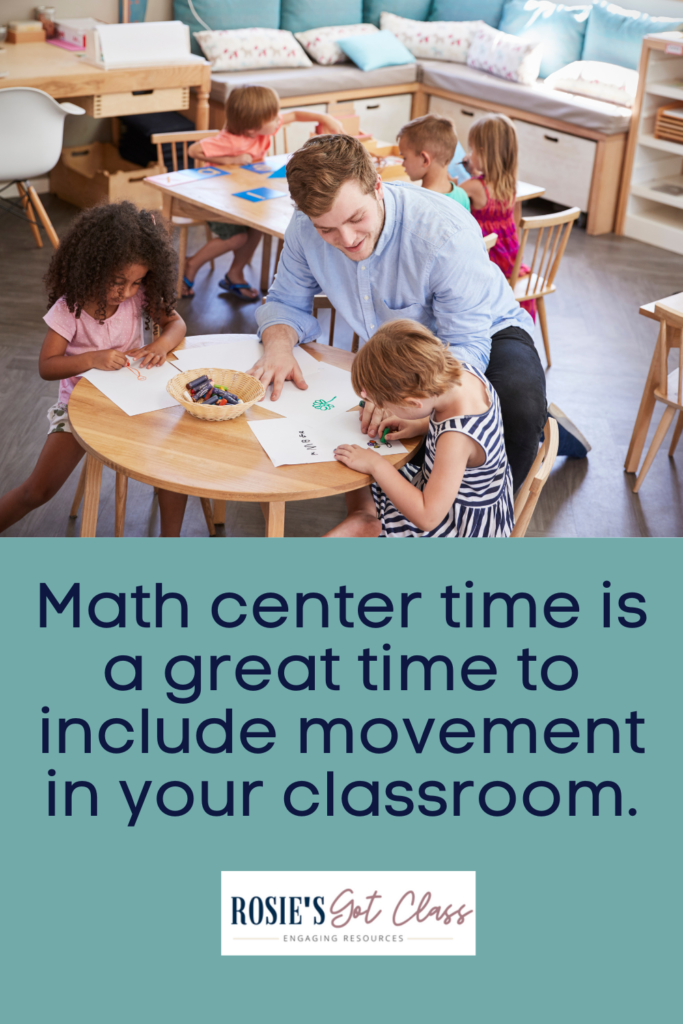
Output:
[466, 24, 543, 85]
[294, 23, 378, 66]
[194, 28, 312, 71]
[380, 11, 483, 64]
[544, 60, 639, 108]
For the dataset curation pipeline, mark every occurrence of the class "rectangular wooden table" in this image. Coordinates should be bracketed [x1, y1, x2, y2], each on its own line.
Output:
[0, 40, 211, 129]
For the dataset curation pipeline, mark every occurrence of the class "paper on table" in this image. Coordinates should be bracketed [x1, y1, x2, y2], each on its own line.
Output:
[145, 167, 230, 187]
[80, 357, 180, 416]
[172, 336, 323, 380]
[249, 412, 407, 467]
[261, 362, 360, 418]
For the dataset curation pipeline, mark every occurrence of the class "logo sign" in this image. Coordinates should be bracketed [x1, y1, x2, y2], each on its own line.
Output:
[221, 871, 475, 956]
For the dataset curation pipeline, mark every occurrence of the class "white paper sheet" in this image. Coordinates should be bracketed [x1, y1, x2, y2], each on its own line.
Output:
[249, 412, 407, 467]
[261, 363, 360, 418]
[80, 357, 180, 416]
[172, 336, 323, 380]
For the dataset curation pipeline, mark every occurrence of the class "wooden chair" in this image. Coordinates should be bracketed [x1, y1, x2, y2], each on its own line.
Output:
[510, 416, 559, 537]
[510, 207, 581, 369]
[312, 294, 360, 352]
[151, 130, 220, 296]
[632, 299, 683, 492]
[69, 461, 217, 536]
[484, 232, 498, 252]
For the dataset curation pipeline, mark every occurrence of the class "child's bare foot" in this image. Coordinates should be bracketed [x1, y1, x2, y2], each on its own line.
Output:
[324, 511, 381, 538]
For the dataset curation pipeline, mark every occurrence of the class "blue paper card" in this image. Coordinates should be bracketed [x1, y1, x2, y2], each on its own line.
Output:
[234, 187, 287, 203]
[268, 164, 287, 178]
[242, 162, 272, 174]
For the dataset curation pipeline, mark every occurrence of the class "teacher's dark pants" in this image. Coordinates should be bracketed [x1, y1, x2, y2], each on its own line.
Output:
[485, 325, 548, 492]
[411, 326, 547, 493]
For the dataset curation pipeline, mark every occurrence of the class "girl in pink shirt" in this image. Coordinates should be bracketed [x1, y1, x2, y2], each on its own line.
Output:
[183, 85, 343, 299]
[0, 202, 189, 536]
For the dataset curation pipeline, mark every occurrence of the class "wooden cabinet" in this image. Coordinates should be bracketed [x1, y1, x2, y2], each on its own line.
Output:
[428, 94, 488, 148]
[514, 119, 596, 212]
[355, 93, 413, 143]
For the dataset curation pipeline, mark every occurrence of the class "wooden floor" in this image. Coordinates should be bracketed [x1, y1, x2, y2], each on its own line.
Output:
[2, 194, 683, 537]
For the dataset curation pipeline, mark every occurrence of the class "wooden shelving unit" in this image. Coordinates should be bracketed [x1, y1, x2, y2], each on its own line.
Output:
[616, 31, 683, 253]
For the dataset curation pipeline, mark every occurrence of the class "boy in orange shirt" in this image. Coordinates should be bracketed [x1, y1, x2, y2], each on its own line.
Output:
[184, 85, 343, 299]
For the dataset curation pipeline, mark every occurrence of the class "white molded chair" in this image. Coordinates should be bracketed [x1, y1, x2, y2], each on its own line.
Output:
[0, 87, 84, 248]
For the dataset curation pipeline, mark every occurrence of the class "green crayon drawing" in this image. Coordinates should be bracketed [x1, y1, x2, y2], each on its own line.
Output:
[312, 395, 337, 411]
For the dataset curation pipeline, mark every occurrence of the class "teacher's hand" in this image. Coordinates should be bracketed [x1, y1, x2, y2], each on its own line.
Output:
[248, 326, 308, 401]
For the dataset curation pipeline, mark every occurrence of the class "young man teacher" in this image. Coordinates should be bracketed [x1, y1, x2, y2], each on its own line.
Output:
[250, 134, 585, 490]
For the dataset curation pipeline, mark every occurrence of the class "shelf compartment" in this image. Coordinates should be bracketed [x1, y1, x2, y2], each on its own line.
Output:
[646, 81, 683, 102]
[638, 132, 683, 155]
[631, 173, 683, 209]
[624, 198, 683, 255]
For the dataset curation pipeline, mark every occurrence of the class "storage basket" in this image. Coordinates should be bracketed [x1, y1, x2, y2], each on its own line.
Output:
[654, 102, 683, 144]
[49, 143, 164, 210]
[167, 368, 266, 421]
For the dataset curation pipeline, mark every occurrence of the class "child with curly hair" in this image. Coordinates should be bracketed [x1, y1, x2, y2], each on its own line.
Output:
[0, 201, 189, 536]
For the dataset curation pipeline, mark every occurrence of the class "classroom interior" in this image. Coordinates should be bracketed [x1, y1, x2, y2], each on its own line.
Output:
[2, 0, 683, 538]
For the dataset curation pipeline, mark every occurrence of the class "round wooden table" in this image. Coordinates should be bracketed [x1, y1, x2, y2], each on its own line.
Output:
[67, 342, 421, 537]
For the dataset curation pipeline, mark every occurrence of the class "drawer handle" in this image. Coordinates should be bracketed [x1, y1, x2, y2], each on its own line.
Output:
[71, 149, 90, 156]
[132, 89, 154, 96]
[461, 109, 475, 117]
[544, 134, 559, 143]
[366, 103, 380, 109]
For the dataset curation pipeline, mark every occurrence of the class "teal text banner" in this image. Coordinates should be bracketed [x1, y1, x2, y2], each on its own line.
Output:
[1, 539, 679, 1022]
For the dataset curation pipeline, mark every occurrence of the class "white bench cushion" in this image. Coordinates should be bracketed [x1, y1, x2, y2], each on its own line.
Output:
[418, 59, 631, 135]
[210, 62, 419, 105]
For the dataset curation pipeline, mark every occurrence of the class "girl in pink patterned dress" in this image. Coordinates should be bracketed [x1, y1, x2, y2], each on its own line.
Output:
[459, 113, 536, 321]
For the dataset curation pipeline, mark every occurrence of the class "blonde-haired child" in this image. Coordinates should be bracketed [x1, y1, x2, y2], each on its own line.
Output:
[459, 112, 535, 319]
[325, 320, 514, 538]
[182, 85, 344, 299]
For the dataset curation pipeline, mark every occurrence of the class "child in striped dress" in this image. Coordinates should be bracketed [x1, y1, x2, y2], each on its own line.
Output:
[326, 320, 514, 539]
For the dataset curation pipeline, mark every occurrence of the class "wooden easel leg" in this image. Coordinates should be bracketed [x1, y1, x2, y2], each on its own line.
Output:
[633, 406, 676, 493]
[17, 182, 43, 248]
[260, 501, 285, 537]
[260, 235, 273, 293]
[200, 497, 217, 536]
[213, 499, 226, 525]
[669, 411, 683, 456]
[114, 473, 128, 537]
[27, 185, 59, 248]
[625, 328, 665, 473]
[70, 462, 87, 518]
[536, 296, 551, 369]
[80, 454, 103, 537]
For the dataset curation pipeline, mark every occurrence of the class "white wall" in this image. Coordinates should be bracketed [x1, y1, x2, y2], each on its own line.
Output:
[1, 0, 173, 25]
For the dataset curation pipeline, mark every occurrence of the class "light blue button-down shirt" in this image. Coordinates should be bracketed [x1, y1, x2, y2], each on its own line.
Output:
[256, 181, 533, 372]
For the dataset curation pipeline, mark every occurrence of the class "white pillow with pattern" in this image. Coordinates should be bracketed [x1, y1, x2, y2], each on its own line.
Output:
[467, 23, 543, 85]
[194, 27, 312, 71]
[544, 61, 638, 108]
[380, 12, 483, 64]
[294, 23, 378, 66]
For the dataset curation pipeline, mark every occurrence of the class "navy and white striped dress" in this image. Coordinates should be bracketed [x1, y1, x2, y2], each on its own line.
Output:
[372, 364, 514, 538]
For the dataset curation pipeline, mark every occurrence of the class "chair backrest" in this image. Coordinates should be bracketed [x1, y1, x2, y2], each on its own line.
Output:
[483, 232, 498, 252]
[510, 207, 581, 297]
[150, 129, 219, 172]
[510, 416, 559, 538]
[0, 87, 80, 181]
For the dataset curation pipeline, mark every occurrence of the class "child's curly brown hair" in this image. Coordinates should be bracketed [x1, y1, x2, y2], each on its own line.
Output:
[45, 201, 177, 324]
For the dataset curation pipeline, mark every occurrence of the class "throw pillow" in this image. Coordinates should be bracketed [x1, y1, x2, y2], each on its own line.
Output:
[430, 0, 506, 29]
[295, 23, 378, 65]
[582, 1, 683, 71]
[380, 12, 484, 63]
[498, 0, 591, 78]
[544, 59, 639, 107]
[364, 0, 432, 28]
[467, 23, 543, 84]
[280, 0, 363, 34]
[337, 30, 416, 71]
[194, 27, 312, 71]
[173, 0, 281, 54]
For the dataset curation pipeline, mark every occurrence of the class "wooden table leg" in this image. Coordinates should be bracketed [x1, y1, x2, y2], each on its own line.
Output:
[200, 497, 217, 537]
[260, 234, 273, 294]
[114, 473, 128, 537]
[70, 461, 87, 518]
[195, 86, 210, 131]
[625, 326, 666, 473]
[80, 454, 103, 538]
[213, 499, 226, 525]
[162, 194, 174, 228]
[260, 501, 285, 537]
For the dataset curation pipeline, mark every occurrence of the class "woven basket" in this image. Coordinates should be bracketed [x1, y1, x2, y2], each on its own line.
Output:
[167, 367, 265, 421]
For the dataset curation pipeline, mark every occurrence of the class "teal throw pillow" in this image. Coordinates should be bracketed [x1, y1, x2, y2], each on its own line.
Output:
[280, 0, 362, 34]
[430, 0, 506, 28]
[338, 30, 417, 70]
[582, 1, 683, 71]
[363, 0, 432, 28]
[499, 0, 590, 78]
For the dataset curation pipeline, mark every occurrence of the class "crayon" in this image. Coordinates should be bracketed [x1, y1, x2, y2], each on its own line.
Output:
[380, 427, 390, 444]
[187, 375, 209, 389]
[204, 394, 220, 405]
